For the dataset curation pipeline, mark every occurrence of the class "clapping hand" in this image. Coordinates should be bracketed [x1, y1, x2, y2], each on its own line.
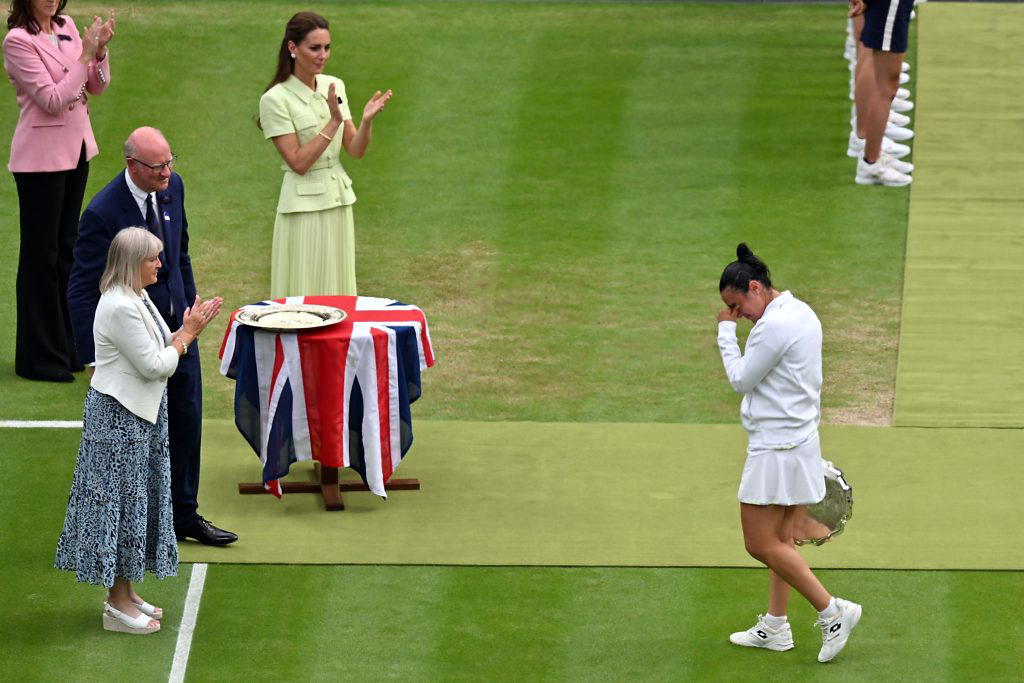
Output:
[79, 10, 115, 62]
[182, 295, 224, 337]
[327, 82, 343, 122]
[848, 0, 866, 17]
[96, 9, 116, 56]
[362, 89, 393, 122]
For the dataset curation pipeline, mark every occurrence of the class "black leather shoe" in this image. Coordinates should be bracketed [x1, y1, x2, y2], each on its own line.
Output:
[175, 517, 238, 546]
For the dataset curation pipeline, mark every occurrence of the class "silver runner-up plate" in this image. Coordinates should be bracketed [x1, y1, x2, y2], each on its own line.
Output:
[794, 460, 854, 547]
[236, 303, 347, 332]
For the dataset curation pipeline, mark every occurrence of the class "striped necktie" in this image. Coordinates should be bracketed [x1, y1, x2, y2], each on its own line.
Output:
[145, 194, 164, 244]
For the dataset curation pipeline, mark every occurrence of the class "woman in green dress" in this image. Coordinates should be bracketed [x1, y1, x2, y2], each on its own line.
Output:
[259, 11, 392, 298]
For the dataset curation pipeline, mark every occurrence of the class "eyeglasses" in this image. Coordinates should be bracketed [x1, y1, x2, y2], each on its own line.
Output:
[129, 154, 177, 172]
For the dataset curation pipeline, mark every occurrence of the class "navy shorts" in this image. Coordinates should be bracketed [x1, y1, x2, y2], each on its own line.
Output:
[861, 0, 914, 53]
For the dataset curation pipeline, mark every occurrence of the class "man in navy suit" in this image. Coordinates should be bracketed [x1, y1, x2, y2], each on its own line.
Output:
[68, 127, 237, 546]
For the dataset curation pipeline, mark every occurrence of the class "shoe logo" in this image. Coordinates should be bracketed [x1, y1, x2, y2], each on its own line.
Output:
[829, 623, 842, 634]
[756, 630, 768, 639]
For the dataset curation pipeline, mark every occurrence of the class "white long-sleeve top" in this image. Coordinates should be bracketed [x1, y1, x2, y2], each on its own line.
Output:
[717, 290, 822, 448]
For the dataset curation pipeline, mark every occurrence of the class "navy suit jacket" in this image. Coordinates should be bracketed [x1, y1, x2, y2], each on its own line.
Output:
[68, 171, 196, 365]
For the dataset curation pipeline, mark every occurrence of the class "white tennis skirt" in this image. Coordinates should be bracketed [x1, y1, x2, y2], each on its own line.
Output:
[737, 432, 826, 506]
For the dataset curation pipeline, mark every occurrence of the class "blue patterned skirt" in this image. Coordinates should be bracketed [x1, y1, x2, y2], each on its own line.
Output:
[54, 388, 178, 587]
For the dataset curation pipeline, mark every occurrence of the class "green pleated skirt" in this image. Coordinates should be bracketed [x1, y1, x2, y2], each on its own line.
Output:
[270, 204, 356, 298]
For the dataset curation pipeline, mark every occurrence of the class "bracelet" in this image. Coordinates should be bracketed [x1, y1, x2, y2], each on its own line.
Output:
[177, 338, 188, 355]
[318, 131, 334, 142]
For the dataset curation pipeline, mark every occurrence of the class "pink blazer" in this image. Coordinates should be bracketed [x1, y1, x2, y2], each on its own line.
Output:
[2, 15, 111, 173]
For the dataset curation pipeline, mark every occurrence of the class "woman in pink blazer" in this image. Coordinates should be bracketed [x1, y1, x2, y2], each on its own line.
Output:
[3, 0, 114, 382]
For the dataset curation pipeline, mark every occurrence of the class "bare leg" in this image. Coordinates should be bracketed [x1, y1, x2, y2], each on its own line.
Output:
[741, 503, 831, 611]
[852, 15, 872, 138]
[864, 49, 905, 161]
[106, 578, 157, 626]
[767, 504, 803, 615]
[768, 569, 791, 616]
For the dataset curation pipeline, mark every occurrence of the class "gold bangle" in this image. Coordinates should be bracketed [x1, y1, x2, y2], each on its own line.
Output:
[318, 131, 334, 142]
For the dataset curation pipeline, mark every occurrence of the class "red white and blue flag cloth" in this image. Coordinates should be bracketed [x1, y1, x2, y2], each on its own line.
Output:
[219, 295, 434, 498]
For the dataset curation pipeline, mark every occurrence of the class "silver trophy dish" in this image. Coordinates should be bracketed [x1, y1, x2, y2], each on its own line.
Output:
[794, 460, 853, 547]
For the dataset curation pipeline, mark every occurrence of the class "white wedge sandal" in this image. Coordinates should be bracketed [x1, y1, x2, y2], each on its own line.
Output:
[103, 602, 161, 634]
[134, 600, 163, 620]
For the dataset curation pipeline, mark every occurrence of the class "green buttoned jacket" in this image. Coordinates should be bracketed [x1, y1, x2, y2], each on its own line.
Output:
[259, 74, 357, 214]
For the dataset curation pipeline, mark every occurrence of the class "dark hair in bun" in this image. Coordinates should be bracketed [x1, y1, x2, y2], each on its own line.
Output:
[719, 243, 772, 293]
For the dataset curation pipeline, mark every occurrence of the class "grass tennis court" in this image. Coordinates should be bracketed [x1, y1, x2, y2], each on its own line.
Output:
[1, 1, 1022, 680]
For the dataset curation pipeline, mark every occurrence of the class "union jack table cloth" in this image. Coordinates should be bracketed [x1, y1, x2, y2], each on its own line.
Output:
[219, 295, 435, 498]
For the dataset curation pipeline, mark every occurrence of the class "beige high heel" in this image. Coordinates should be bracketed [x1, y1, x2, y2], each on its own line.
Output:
[102, 602, 160, 634]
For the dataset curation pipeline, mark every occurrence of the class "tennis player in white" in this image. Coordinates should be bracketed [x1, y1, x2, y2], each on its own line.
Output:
[716, 243, 861, 663]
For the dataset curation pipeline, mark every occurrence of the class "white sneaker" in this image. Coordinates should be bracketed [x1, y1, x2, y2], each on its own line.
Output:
[885, 122, 914, 140]
[883, 137, 912, 158]
[901, 61, 911, 73]
[889, 110, 911, 127]
[896, 87, 911, 100]
[881, 152, 914, 174]
[729, 615, 795, 652]
[891, 97, 914, 113]
[899, 72, 910, 85]
[847, 132, 912, 159]
[816, 598, 862, 662]
[854, 115, 914, 140]
[857, 156, 913, 186]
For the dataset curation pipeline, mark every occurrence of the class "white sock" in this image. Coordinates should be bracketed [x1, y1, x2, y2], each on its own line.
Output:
[765, 614, 788, 629]
[818, 597, 840, 620]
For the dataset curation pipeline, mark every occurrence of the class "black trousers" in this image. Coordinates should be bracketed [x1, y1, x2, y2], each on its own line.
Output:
[168, 343, 203, 528]
[12, 144, 89, 380]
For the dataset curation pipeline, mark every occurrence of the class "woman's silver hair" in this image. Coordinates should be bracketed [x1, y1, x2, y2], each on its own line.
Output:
[99, 227, 162, 294]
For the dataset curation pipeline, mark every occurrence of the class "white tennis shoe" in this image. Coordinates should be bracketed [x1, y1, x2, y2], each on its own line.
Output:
[729, 615, 794, 651]
[896, 87, 911, 100]
[885, 122, 914, 141]
[891, 97, 914, 113]
[816, 598, 862, 662]
[849, 108, 911, 128]
[856, 156, 913, 186]
[847, 132, 912, 159]
[881, 152, 914, 175]
[889, 110, 911, 127]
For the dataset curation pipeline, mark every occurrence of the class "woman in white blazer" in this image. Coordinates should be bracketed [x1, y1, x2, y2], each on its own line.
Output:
[715, 244, 862, 663]
[55, 227, 222, 635]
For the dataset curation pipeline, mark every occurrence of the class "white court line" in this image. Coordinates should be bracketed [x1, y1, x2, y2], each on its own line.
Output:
[0, 420, 82, 428]
[169, 563, 208, 683]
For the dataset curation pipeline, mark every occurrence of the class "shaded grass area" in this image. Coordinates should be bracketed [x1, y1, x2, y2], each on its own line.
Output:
[0, 1, 907, 424]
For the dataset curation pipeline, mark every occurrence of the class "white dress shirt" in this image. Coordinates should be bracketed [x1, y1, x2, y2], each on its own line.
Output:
[717, 290, 822, 448]
[124, 167, 156, 218]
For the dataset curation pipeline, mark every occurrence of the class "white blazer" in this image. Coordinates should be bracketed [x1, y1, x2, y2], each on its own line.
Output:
[91, 287, 180, 424]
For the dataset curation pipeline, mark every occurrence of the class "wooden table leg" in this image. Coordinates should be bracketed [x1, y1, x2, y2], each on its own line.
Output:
[317, 463, 344, 511]
[238, 464, 420, 511]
